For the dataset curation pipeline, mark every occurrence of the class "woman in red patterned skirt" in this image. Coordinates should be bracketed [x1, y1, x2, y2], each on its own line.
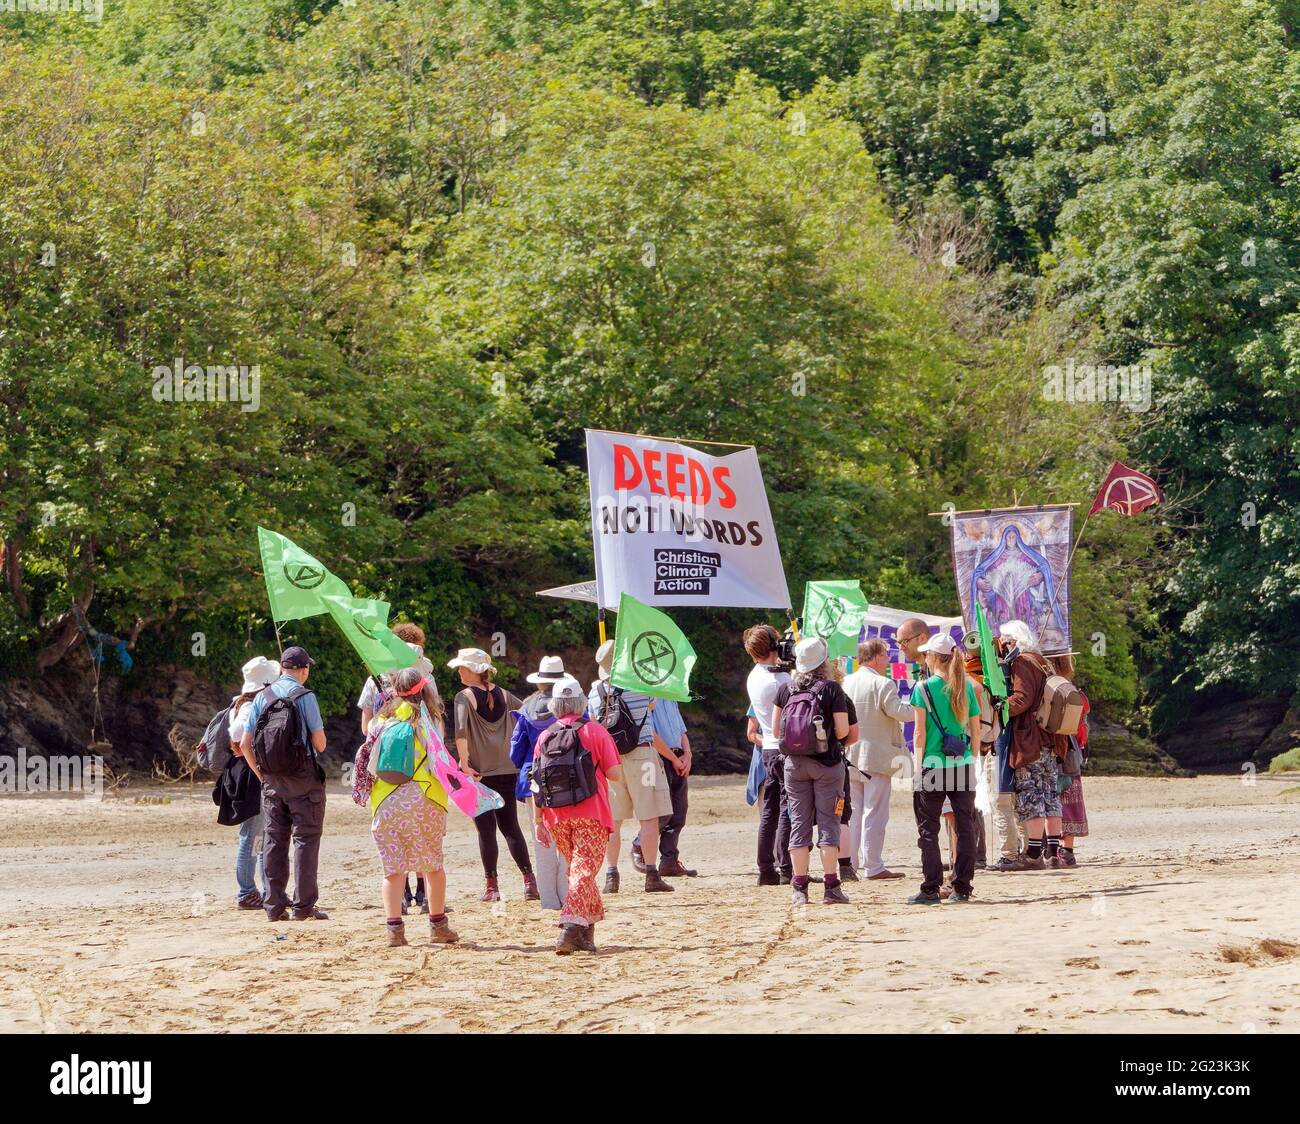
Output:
[532, 676, 624, 955]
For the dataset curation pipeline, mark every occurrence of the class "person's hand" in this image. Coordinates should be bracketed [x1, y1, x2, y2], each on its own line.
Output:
[680, 750, 693, 777]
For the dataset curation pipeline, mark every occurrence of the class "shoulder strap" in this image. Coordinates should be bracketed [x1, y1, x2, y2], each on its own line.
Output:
[918, 680, 954, 737]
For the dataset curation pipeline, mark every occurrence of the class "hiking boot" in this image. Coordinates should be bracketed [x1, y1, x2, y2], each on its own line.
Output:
[838, 865, 860, 883]
[867, 870, 905, 880]
[1046, 854, 1063, 869]
[291, 907, 329, 921]
[644, 870, 675, 893]
[756, 870, 782, 886]
[779, 872, 793, 885]
[659, 858, 698, 877]
[237, 892, 264, 911]
[630, 844, 649, 874]
[577, 924, 598, 953]
[949, 891, 973, 903]
[988, 855, 1028, 872]
[823, 882, 851, 905]
[791, 882, 809, 907]
[555, 924, 584, 956]
[907, 891, 942, 905]
[523, 872, 540, 901]
[430, 915, 459, 944]
[1019, 855, 1047, 870]
[386, 922, 408, 947]
[480, 877, 501, 903]
[1059, 849, 1078, 868]
[603, 870, 620, 894]
[938, 885, 953, 900]
[266, 906, 289, 922]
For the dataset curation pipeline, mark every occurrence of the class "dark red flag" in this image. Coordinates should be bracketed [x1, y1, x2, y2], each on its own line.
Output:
[1088, 461, 1163, 517]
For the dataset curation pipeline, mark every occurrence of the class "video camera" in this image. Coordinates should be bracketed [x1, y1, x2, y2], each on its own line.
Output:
[775, 625, 799, 669]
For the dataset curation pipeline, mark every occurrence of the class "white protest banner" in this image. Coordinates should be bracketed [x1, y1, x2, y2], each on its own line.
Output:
[585, 429, 790, 612]
[536, 580, 599, 604]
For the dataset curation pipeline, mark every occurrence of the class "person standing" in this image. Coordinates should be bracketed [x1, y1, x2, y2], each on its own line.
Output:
[745, 624, 794, 886]
[448, 647, 537, 902]
[511, 655, 568, 909]
[238, 646, 329, 922]
[771, 637, 858, 906]
[590, 639, 676, 894]
[907, 633, 981, 906]
[1052, 653, 1089, 868]
[841, 638, 911, 881]
[632, 697, 696, 878]
[532, 677, 625, 954]
[226, 655, 280, 909]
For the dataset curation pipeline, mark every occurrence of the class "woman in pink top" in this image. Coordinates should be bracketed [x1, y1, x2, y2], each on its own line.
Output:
[532, 676, 623, 955]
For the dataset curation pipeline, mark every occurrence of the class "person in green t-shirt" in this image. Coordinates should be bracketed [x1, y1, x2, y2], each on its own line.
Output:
[908, 633, 983, 906]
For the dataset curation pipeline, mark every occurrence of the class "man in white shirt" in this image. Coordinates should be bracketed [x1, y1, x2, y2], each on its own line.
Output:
[841, 638, 912, 879]
[744, 624, 793, 886]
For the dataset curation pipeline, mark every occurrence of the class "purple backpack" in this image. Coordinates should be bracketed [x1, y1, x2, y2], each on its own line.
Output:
[779, 684, 827, 755]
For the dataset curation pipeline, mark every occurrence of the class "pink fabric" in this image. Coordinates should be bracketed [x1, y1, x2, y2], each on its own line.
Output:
[535, 714, 620, 833]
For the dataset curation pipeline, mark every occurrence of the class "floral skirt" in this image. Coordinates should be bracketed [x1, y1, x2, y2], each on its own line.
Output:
[1060, 774, 1089, 838]
[549, 817, 608, 927]
[372, 782, 447, 875]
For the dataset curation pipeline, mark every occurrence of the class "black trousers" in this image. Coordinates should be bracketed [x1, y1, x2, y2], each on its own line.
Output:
[634, 750, 689, 862]
[262, 784, 325, 916]
[474, 772, 532, 879]
[913, 764, 977, 896]
[757, 749, 793, 876]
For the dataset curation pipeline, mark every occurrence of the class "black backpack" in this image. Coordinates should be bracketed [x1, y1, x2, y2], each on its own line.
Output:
[532, 719, 598, 809]
[597, 683, 647, 755]
[252, 685, 312, 777]
[195, 705, 232, 775]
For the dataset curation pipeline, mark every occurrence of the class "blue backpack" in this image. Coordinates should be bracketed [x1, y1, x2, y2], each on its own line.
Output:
[370, 722, 417, 785]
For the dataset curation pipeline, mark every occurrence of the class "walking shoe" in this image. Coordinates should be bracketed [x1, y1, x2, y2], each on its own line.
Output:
[1019, 855, 1047, 870]
[266, 906, 289, 922]
[949, 891, 973, 903]
[415, 890, 429, 913]
[1059, 849, 1078, 868]
[823, 882, 851, 904]
[906, 891, 942, 905]
[291, 907, 329, 921]
[555, 924, 584, 956]
[1046, 854, 1063, 869]
[430, 915, 459, 944]
[659, 858, 698, 877]
[386, 922, 408, 947]
[603, 870, 620, 894]
[480, 877, 501, 902]
[630, 844, 648, 874]
[938, 885, 953, 900]
[400, 899, 409, 916]
[988, 855, 1027, 872]
[838, 865, 860, 883]
[779, 872, 793, 885]
[867, 870, 905, 880]
[644, 870, 675, 893]
[523, 872, 540, 901]
[237, 892, 264, 910]
[577, 924, 598, 953]
[757, 870, 782, 886]
[791, 882, 809, 907]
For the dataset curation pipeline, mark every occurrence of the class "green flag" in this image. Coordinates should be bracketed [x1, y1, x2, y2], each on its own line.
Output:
[802, 579, 870, 660]
[257, 526, 350, 622]
[609, 593, 696, 702]
[975, 601, 1007, 703]
[322, 593, 419, 675]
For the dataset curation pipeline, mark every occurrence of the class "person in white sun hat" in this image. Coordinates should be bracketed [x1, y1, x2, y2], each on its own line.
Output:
[907, 631, 982, 906]
[225, 655, 281, 910]
[448, 647, 536, 902]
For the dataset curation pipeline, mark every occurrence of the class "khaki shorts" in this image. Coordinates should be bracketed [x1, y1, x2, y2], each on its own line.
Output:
[609, 744, 672, 822]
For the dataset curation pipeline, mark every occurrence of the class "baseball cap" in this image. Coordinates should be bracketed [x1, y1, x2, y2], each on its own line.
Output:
[280, 645, 315, 669]
[550, 675, 585, 701]
[918, 633, 956, 657]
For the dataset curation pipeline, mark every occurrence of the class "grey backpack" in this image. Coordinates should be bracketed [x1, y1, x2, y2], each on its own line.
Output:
[196, 705, 233, 775]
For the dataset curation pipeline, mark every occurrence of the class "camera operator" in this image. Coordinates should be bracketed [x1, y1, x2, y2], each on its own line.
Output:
[744, 624, 793, 886]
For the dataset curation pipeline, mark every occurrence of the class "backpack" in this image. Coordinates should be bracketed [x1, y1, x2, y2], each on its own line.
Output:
[195, 705, 232, 775]
[1035, 671, 1085, 737]
[252, 685, 312, 776]
[597, 684, 647, 755]
[532, 719, 598, 809]
[369, 721, 417, 785]
[778, 683, 829, 756]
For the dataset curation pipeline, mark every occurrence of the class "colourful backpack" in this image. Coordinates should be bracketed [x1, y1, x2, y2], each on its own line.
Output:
[369, 721, 416, 785]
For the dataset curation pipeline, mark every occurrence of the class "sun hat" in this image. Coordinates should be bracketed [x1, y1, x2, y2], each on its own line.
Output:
[918, 632, 957, 657]
[280, 645, 314, 670]
[447, 647, 493, 674]
[595, 638, 615, 681]
[240, 656, 281, 694]
[794, 636, 828, 674]
[526, 655, 567, 685]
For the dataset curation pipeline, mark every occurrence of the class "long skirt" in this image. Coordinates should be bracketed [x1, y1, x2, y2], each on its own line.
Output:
[1060, 774, 1089, 838]
[372, 783, 447, 876]
[549, 817, 608, 927]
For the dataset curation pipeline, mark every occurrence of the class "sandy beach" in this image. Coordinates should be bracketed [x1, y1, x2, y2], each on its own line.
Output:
[1, 773, 1298, 1034]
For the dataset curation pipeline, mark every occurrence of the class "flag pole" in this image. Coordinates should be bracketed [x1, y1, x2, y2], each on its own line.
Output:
[1043, 508, 1093, 639]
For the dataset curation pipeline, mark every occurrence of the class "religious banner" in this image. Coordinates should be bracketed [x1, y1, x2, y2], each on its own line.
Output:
[585, 429, 790, 612]
[950, 505, 1073, 654]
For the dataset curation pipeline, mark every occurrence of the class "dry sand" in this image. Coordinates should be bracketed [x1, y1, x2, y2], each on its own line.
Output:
[1, 773, 1298, 1034]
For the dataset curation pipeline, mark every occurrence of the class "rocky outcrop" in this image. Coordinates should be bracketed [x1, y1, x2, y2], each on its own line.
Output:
[1086, 716, 1189, 776]
[1159, 696, 1292, 771]
[1253, 706, 1300, 770]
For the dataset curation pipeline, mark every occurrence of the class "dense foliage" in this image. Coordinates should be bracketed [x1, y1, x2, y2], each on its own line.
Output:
[3, 0, 1291, 732]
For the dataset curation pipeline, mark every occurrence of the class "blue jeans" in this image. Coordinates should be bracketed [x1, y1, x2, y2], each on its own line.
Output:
[236, 812, 265, 900]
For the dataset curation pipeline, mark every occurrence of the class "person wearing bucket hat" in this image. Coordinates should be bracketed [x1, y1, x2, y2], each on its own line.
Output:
[449, 647, 537, 902]
[771, 637, 859, 906]
[225, 656, 280, 909]
[510, 656, 570, 909]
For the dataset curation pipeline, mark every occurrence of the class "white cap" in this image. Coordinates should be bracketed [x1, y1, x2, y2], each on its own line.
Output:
[794, 636, 828, 674]
[550, 675, 585, 701]
[240, 656, 281, 695]
[447, 647, 493, 673]
[918, 632, 957, 657]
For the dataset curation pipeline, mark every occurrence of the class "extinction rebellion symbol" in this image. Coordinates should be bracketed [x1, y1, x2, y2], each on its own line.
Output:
[814, 597, 846, 638]
[283, 562, 326, 590]
[353, 614, 377, 640]
[631, 631, 676, 686]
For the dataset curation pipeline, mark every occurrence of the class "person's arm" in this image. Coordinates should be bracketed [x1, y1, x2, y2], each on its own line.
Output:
[912, 706, 927, 786]
[1006, 661, 1036, 718]
[746, 716, 762, 747]
[299, 693, 327, 754]
[360, 707, 373, 734]
[832, 708, 851, 742]
[771, 704, 783, 746]
[881, 681, 913, 724]
[679, 732, 692, 777]
[238, 729, 263, 782]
